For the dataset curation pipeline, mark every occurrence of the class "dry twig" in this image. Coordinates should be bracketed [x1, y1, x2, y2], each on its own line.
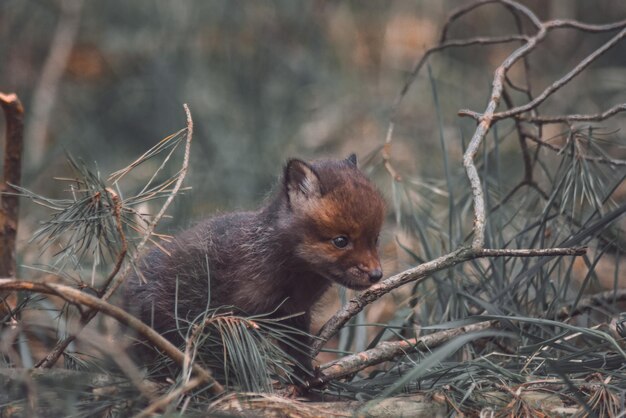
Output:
[0, 278, 224, 395]
[35, 104, 193, 368]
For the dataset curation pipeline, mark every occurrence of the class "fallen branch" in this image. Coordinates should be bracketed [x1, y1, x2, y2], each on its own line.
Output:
[315, 320, 495, 386]
[0, 278, 224, 395]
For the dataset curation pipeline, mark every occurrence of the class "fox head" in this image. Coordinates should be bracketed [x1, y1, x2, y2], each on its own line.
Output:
[283, 154, 385, 290]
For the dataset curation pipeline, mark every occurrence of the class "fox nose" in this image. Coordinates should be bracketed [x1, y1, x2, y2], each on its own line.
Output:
[368, 268, 383, 283]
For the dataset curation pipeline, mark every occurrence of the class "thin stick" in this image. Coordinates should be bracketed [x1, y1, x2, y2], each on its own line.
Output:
[104, 103, 193, 299]
[516, 103, 626, 125]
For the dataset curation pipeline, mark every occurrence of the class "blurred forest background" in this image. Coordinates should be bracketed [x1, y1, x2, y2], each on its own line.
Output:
[2, 1, 626, 415]
[2, 0, 625, 259]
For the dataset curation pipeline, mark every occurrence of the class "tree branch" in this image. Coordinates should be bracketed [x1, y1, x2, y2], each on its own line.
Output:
[487, 28, 626, 121]
[104, 103, 193, 300]
[311, 246, 586, 358]
[516, 103, 626, 125]
[314, 320, 496, 386]
[0, 93, 24, 324]
[35, 104, 192, 368]
[0, 278, 224, 395]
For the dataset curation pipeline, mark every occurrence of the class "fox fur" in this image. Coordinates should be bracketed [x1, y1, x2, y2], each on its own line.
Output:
[124, 155, 385, 373]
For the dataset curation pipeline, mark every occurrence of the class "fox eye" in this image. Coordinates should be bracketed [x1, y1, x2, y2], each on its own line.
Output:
[332, 236, 349, 249]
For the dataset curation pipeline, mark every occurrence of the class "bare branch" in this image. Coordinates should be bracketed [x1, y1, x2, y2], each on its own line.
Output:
[311, 246, 586, 357]
[516, 103, 626, 125]
[459, 1, 548, 249]
[440, 0, 541, 43]
[104, 103, 193, 299]
[477, 247, 587, 257]
[490, 28, 626, 121]
[314, 321, 495, 386]
[545, 18, 626, 33]
[392, 33, 531, 119]
[0, 278, 224, 395]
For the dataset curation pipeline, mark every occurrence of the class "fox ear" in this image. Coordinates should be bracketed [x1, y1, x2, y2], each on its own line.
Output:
[284, 159, 322, 206]
[346, 153, 357, 167]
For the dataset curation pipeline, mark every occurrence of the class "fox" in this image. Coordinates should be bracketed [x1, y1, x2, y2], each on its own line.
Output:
[124, 154, 385, 378]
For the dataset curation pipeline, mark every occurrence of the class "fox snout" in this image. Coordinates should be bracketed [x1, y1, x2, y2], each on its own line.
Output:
[342, 255, 383, 290]
[367, 268, 383, 283]
[357, 263, 383, 283]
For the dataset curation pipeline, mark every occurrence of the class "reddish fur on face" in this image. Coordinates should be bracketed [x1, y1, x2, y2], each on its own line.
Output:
[287, 157, 386, 290]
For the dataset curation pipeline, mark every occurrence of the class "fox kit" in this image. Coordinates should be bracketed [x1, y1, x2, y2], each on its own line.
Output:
[125, 155, 385, 374]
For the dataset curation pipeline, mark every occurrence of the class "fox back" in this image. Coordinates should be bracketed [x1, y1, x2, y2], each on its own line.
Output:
[125, 155, 385, 371]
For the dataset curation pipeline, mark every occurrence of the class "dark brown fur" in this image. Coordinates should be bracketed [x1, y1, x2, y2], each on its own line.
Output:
[124, 155, 385, 373]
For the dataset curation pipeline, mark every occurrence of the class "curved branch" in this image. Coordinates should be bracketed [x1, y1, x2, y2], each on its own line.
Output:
[104, 103, 193, 299]
[311, 246, 586, 357]
[392, 34, 528, 117]
[315, 320, 495, 386]
[545, 18, 626, 33]
[0, 279, 224, 395]
[490, 28, 626, 121]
